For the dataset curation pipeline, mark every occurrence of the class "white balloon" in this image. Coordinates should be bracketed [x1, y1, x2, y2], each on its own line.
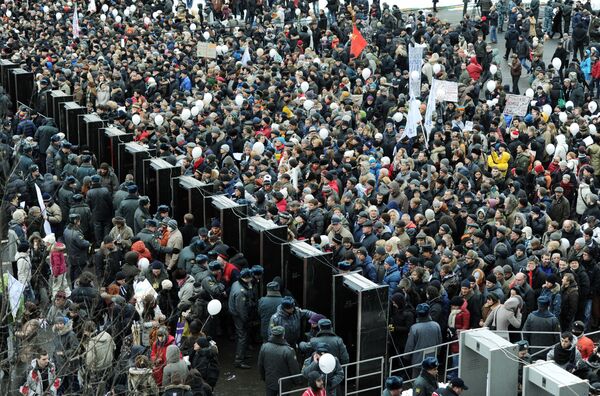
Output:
[6, 10, 11, 17]
[235, 94, 244, 106]
[181, 108, 191, 121]
[392, 112, 403, 123]
[542, 104, 552, 116]
[257, 48, 264, 57]
[190, 23, 197, 31]
[203, 93, 213, 105]
[115, 15, 122, 23]
[566, 101, 574, 109]
[318, 353, 336, 374]
[410, 70, 420, 81]
[525, 88, 535, 98]
[154, 114, 164, 126]
[486, 80, 496, 92]
[252, 141, 265, 155]
[124, 8, 130, 16]
[330, 103, 339, 111]
[192, 147, 203, 159]
[132, 114, 141, 125]
[303, 100, 314, 111]
[490, 64, 498, 75]
[559, 112, 568, 123]
[130, 5, 137, 12]
[295, 8, 301, 15]
[203, 31, 210, 40]
[100, 13, 106, 21]
[361, 68, 371, 80]
[207, 299, 222, 316]
[43, 5, 50, 13]
[191, 106, 200, 116]
[56, 12, 62, 20]
[589, 101, 598, 113]
[491, 98, 498, 105]
[319, 128, 329, 139]
[552, 57, 562, 69]
[486, 100, 493, 107]
[546, 144, 555, 155]
[102, 4, 109, 12]
[570, 123, 580, 135]
[432, 64, 441, 74]
[590, 124, 597, 135]
[144, 16, 151, 24]
[111, 9, 118, 17]
[269, 48, 277, 58]
[195, 100, 204, 111]
[530, 100, 537, 107]
[301, 81, 309, 93]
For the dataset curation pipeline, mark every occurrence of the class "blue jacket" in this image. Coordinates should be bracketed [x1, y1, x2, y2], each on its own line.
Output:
[358, 255, 377, 282]
[383, 265, 401, 297]
[269, 305, 316, 347]
[179, 76, 192, 92]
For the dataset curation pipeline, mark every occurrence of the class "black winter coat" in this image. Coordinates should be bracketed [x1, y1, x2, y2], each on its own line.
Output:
[258, 336, 300, 391]
[86, 186, 114, 222]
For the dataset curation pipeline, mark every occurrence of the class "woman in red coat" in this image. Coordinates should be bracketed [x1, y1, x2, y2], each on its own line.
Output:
[447, 296, 471, 378]
[151, 326, 175, 386]
[466, 56, 483, 81]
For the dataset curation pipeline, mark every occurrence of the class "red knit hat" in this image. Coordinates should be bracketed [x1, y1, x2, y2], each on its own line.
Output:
[534, 164, 545, 174]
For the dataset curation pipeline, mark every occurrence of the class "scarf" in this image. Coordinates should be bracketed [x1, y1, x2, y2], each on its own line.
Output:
[448, 308, 461, 329]
[177, 276, 188, 287]
[553, 344, 575, 365]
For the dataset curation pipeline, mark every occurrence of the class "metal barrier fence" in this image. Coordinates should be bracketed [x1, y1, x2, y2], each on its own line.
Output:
[388, 328, 600, 387]
[278, 356, 385, 396]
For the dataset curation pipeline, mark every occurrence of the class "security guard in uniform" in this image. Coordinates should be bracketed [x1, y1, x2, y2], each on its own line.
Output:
[63, 213, 91, 282]
[413, 357, 440, 396]
[229, 268, 256, 369]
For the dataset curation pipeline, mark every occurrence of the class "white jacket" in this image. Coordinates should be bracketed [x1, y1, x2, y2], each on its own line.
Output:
[576, 182, 592, 215]
[15, 252, 31, 285]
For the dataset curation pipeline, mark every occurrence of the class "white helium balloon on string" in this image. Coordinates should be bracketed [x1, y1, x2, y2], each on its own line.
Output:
[207, 299, 222, 315]
[111, 9, 118, 17]
[124, 8, 130, 17]
[115, 15, 122, 23]
[235, 94, 244, 106]
[546, 144, 555, 155]
[589, 101, 598, 113]
[295, 8, 301, 16]
[132, 114, 141, 125]
[130, 4, 137, 12]
[43, 5, 50, 13]
[490, 64, 498, 75]
[542, 104, 552, 116]
[203, 93, 213, 105]
[319, 353, 336, 374]
[590, 124, 597, 135]
[319, 128, 329, 139]
[269, 48, 278, 58]
[252, 141, 265, 155]
[154, 114, 164, 126]
[362, 68, 371, 80]
[56, 12, 62, 20]
[181, 108, 191, 121]
[525, 88, 534, 98]
[203, 31, 210, 40]
[303, 100, 314, 110]
[486, 80, 496, 92]
[102, 4, 109, 12]
[570, 123, 580, 135]
[552, 58, 562, 69]
[565, 101, 574, 109]
[301, 81, 309, 93]
[100, 13, 106, 21]
[192, 147, 203, 159]
[256, 48, 264, 57]
[195, 100, 204, 111]
[559, 112, 568, 123]
[144, 16, 151, 24]
[393, 112, 403, 123]
[191, 106, 200, 117]
[432, 63, 441, 74]
[190, 23, 197, 31]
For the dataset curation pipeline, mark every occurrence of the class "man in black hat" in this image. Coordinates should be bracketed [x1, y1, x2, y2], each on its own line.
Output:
[258, 325, 300, 396]
[359, 220, 378, 255]
[63, 213, 91, 282]
[405, 303, 442, 377]
[229, 268, 256, 369]
[413, 356, 440, 396]
[86, 174, 113, 244]
[523, 295, 560, 359]
[69, 194, 93, 241]
[258, 281, 283, 342]
[116, 184, 140, 230]
[134, 195, 152, 234]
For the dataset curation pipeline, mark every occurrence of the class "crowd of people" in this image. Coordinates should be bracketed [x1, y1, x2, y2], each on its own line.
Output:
[3, 0, 600, 395]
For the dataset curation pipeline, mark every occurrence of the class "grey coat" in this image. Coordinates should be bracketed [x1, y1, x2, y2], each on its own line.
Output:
[523, 309, 560, 358]
[300, 330, 350, 364]
[404, 316, 442, 366]
[269, 305, 316, 347]
[258, 336, 300, 391]
[162, 345, 188, 387]
[258, 292, 283, 341]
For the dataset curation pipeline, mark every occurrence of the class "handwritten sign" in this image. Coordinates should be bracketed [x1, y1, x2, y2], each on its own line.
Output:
[435, 81, 459, 102]
[197, 42, 217, 59]
[503, 94, 530, 117]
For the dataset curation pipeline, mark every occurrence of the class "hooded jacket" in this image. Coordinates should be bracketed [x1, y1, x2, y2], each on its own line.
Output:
[162, 345, 188, 387]
[84, 330, 116, 371]
[128, 366, 159, 396]
[52, 320, 79, 375]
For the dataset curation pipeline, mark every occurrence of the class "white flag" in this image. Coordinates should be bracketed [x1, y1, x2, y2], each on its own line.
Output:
[404, 99, 422, 139]
[241, 47, 251, 66]
[73, 6, 80, 38]
[34, 184, 52, 235]
[88, 0, 97, 13]
[424, 78, 439, 135]
[7, 273, 25, 319]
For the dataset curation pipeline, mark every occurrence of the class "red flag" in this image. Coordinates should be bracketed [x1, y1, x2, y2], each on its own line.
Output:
[350, 24, 367, 58]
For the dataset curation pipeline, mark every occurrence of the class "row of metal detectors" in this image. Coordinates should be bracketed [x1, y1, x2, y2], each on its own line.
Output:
[0, 60, 388, 393]
[5, 61, 588, 396]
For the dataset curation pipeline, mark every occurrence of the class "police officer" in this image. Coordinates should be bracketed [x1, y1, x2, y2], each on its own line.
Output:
[86, 174, 114, 244]
[229, 268, 256, 369]
[45, 133, 61, 175]
[69, 194, 93, 241]
[382, 376, 403, 396]
[201, 261, 227, 336]
[412, 357, 440, 396]
[136, 218, 177, 258]
[63, 213, 91, 282]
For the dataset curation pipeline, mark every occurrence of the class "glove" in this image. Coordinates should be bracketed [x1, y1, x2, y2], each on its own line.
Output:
[172, 248, 180, 254]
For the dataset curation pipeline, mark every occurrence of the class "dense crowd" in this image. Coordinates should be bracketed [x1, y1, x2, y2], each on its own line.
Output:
[3, 0, 600, 395]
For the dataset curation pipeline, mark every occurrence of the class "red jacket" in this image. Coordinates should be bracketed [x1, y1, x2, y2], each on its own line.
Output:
[151, 334, 175, 386]
[592, 61, 600, 79]
[449, 301, 471, 353]
[50, 246, 67, 276]
[466, 57, 483, 81]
